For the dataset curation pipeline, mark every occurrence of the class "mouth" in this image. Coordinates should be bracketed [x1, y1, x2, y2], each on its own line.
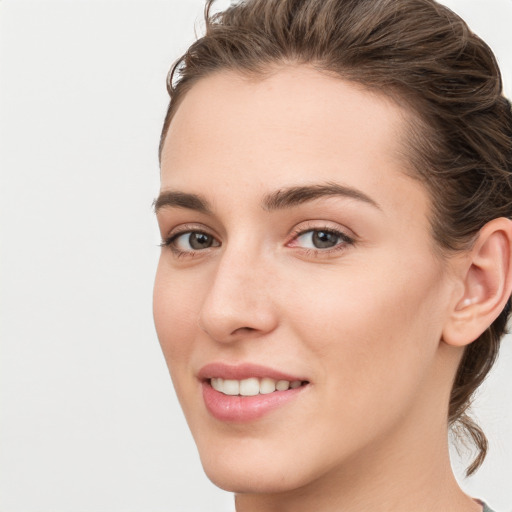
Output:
[209, 377, 308, 396]
[198, 363, 310, 422]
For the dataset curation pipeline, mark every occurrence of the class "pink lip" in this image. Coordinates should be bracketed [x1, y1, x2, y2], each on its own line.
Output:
[202, 382, 308, 422]
[197, 362, 306, 382]
[198, 362, 310, 423]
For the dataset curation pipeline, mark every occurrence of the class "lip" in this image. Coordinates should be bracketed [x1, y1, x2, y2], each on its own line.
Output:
[198, 362, 310, 423]
[198, 362, 307, 382]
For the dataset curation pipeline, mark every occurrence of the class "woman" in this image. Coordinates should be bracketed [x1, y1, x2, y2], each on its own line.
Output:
[153, 0, 512, 510]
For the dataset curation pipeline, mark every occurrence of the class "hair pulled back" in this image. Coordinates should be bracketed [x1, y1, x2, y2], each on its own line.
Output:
[160, 0, 512, 475]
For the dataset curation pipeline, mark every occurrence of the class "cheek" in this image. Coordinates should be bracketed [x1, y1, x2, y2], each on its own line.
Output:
[153, 261, 199, 379]
[285, 250, 449, 413]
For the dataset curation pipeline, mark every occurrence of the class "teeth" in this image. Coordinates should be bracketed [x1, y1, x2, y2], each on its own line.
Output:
[276, 380, 290, 391]
[211, 377, 223, 391]
[223, 379, 240, 396]
[239, 377, 260, 396]
[259, 377, 276, 394]
[210, 377, 305, 396]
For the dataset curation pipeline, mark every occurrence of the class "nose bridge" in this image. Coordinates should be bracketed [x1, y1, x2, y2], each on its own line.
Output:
[198, 239, 277, 342]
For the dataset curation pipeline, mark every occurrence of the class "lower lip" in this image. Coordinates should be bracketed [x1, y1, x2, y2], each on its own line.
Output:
[202, 381, 308, 422]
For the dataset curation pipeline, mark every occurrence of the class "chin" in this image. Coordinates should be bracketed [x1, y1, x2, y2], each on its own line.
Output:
[201, 457, 310, 494]
[194, 433, 332, 495]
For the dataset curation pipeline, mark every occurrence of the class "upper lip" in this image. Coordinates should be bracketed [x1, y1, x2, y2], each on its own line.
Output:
[197, 362, 308, 382]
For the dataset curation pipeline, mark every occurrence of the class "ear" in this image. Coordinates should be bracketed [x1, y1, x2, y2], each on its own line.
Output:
[442, 217, 512, 347]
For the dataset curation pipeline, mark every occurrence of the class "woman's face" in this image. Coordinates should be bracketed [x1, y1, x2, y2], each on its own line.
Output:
[154, 67, 459, 493]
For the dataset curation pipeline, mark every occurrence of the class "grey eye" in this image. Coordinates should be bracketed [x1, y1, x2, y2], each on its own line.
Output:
[311, 230, 340, 248]
[296, 230, 344, 249]
[189, 232, 215, 249]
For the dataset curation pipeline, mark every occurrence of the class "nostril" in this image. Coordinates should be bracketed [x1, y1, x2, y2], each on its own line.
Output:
[232, 326, 256, 334]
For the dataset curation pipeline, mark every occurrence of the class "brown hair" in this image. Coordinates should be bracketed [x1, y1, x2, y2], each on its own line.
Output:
[159, 0, 512, 475]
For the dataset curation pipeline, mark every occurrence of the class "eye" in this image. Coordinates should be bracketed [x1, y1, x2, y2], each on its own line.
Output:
[291, 228, 354, 251]
[163, 230, 220, 254]
[297, 230, 341, 249]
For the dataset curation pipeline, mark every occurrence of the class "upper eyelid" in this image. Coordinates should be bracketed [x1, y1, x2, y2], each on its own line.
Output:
[293, 226, 350, 237]
[289, 228, 354, 247]
[167, 229, 220, 245]
[165, 222, 219, 239]
[289, 220, 357, 240]
[166, 225, 352, 238]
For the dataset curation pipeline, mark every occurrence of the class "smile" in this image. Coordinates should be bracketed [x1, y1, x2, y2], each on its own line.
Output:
[199, 363, 310, 422]
[210, 377, 305, 396]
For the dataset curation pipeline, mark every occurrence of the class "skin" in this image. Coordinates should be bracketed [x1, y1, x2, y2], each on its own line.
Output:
[154, 66, 486, 512]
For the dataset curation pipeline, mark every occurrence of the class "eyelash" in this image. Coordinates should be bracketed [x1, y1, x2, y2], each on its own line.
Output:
[160, 225, 355, 258]
[159, 225, 217, 258]
[288, 226, 355, 256]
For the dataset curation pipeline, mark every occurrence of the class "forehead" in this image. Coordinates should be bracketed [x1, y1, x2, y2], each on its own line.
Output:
[163, 66, 407, 159]
[160, 66, 427, 217]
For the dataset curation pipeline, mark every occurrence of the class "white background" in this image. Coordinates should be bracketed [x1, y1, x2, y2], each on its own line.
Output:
[1, 1, 511, 511]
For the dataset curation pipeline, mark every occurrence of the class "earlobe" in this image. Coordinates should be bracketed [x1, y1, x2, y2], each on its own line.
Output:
[442, 217, 512, 347]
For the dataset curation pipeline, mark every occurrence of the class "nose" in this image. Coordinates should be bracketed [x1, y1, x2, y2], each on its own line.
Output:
[198, 245, 279, 343]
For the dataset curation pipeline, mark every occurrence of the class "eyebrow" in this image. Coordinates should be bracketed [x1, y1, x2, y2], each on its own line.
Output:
[262, 182, 381, 211]
[153, 182, 380, 214]
[153, 191, 212, 214]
